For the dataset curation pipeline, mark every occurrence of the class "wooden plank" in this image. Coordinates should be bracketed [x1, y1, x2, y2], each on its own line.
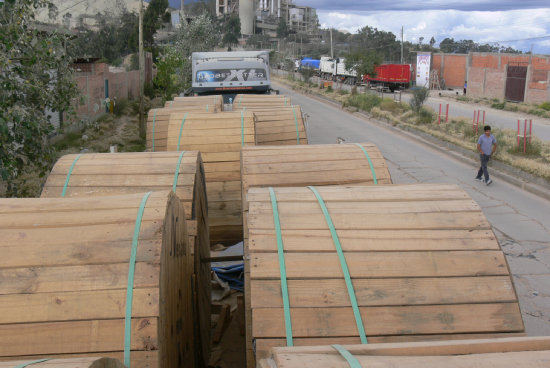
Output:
[0, 318, 159, 356]
[252, 303, 524, 337]
[0, 357, 125, 368]
[250, 251, 508, 278]
[0, 351, 157, 368]
[248, 229, 499, 252]
[250, 277, 517, 308]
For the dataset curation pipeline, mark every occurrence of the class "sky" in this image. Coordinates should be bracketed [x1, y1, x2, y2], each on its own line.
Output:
[297, 0, 550, 54]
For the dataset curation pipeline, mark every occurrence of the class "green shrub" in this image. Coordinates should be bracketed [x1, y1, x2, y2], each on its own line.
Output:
[113, 98, 128, 117]
[344, 93, 381, 112]
[539, 102, 550, 111]
[337, 89, 349, 95]
[508, 139, 542, 156]
[491, 101, 505, 109]
[379, 98, 402, 114]
[351, 86, 358, 95]
[410, 87, 429, 112]
[416, 107, 434, 124]
[326, 85, 333, 93]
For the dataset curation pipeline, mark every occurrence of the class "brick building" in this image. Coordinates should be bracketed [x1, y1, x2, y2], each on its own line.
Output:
[431, 52, 550, 104]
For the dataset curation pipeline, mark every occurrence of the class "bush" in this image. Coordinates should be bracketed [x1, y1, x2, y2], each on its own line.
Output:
[491, 101, 505, 109]
[416, 107, 434, 124]
[508, 139, 542, 156]
[344, 93, 381, 112]
[379, 98, 402, 114]
[326, 85, 333, 93]
[410, 87, 429, 112]
[337, 89, 349, 95]
[351, 86, 358, 95]
[113, 98, 128, 117]
[144, 82, 155, 99]
[540, 102, 550, 111]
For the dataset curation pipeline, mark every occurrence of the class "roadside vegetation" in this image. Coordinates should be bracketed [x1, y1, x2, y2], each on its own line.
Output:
[276, 75, 550, 182]
[450, 95, 550, 119]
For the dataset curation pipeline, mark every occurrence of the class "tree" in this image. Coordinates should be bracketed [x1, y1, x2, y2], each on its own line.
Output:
[153, 14, 220, 100]
[410, 87, 430, 112]
[344, 51, 382, 78]
[277, 18, 289, 39]
[1, 0, 79, 196]
[429, 36, 436, 47]
[222, 15, 240, 48]
[143, 0, 168, 46]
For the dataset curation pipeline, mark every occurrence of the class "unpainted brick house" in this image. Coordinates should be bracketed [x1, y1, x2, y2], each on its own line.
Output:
[431, 52, 550, 104]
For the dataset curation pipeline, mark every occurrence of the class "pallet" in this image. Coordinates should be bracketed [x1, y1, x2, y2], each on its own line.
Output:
[146, 108, 216, 151]
[236, 106, 307, 146]
[41, 151, 211, 366]
[259, 337, 550, 368]
[245, 184, 524, 366]
[0, 357, 125, 367]
[166, 111, 256, 245]
[0, 192, 194, 367]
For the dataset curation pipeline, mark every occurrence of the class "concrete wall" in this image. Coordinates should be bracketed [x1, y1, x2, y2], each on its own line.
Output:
[431, 52, 550, 104]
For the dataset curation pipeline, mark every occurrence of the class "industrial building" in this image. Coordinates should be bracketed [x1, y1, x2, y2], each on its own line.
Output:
[215, 0, 319, 37]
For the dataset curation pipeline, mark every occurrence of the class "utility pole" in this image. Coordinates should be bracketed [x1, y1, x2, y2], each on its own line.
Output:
[138, 0, 145, 139]
[330, 28, 333, 58]
[401, 26, 404, 64]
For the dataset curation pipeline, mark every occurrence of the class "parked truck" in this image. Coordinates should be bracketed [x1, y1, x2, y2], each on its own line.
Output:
[319, 57, 358, 85]
[363, 64, 412, 92]
[191, 51, 271, 97]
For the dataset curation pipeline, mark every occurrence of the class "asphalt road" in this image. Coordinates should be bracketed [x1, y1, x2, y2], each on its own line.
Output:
[274, 81, 550, 337]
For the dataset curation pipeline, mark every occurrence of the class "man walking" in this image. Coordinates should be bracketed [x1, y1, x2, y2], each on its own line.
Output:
[475, 125, 497, 185]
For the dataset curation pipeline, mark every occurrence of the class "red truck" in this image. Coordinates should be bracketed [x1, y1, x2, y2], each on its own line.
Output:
[363, 64, 411, 92]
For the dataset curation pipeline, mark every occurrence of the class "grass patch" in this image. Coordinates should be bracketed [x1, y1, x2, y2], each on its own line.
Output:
[343, 93, 381, 112]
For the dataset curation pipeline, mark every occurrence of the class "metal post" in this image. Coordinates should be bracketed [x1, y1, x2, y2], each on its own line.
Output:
[524, 119, 527, 153]
[138, 0, 145, 139]
[476, 110, 480, 135]
[438, 104, 441, 125]
[473, 111, 476, 131]
[445, 103, 449, 123]
[529, 119, 532, 144]
[482, 110, 485, 126]
[517, 120, 520, 148]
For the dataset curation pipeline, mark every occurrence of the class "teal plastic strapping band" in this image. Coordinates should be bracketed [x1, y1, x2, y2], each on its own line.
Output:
[284, 96, 288, 105]
[152, 109, 157, 152]
[206, 104, 209, 112]
[241, 111, 245, 147]
[268, 187, 293, 346]
[307, 186, 368, 344]
[172, 151, 186, 192]
[292, 107, 300, 144]
[177, 113, 188, 151]
[61, 154, 82, 197]
[353, 143, 378, 184]
[124, 191, 153, 367]
[14, 359, 51, 368]
[332, 344, 362, 368]
[238, 94, 243, 107]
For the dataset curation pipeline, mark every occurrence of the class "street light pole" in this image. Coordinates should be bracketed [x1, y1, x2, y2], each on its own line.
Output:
[139, 0, 145, 139]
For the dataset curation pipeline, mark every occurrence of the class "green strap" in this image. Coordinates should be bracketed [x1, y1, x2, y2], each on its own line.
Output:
[292, 106, 300, 144]
[172, 151, 186, 192]
[332, 345, 362, 368]
[151, 109, 157, 152]
[307, 186, 368, 344]
[176, 113, 188, 151]
[353, 143, 378, 184]
[14, 359, 51, 368]
[61, 154, 82, 197]
[206, 104, 209, 112]
[238, 94, 243, 107]
[241, 111, 245, 147]
[170, 101, 173, 107]
[124, 191, 153, 367]
[268, 187, 293, 346]
[284, 96, 288, 105]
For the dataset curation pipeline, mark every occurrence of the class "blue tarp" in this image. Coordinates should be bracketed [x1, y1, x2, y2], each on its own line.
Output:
[301, 58, 320, 69]
[212, 264, 244, 292]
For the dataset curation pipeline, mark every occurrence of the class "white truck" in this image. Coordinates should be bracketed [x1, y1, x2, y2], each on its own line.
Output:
[191, 51, 271, 96]
[319, 56, 358, 85]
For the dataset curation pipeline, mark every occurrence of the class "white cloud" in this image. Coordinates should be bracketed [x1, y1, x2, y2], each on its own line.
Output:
[317, 8, 550, 54]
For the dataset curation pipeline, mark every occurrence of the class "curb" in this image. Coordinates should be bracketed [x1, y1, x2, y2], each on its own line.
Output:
[273, 79, 550, 202]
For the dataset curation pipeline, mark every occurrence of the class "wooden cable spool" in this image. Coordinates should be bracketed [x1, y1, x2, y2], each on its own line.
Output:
[236, 106, 308, 146]
[0, 191, 194, 368]
[146, 108, 216, 152]
[244, 184, 524, 365]
[166, 95, 223, 111]
[233, 94, 291, 109]
[164, 111, 256, 245]
[258, 337, 550, 368]
[0, 357, 125, 368]
[40, 151, 211, 367]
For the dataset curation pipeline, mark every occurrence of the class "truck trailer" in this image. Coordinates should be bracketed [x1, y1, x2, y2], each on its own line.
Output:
[191, 51, 271, 97]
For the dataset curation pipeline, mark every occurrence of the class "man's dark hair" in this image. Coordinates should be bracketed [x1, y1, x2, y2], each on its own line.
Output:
[484, 125, 491, 131]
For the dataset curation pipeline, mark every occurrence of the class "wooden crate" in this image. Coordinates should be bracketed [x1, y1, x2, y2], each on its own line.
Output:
[0, 191, 195, 368]
[236, 106, 308, 146]
[233, 94, 291, 109]
[245, 184, 524, 366]
[0, 357, 125, 367]
[41, 151, 211, 366]
[166, 95, 224, 111]
[166, 111, 256, 245]
[146, 108, 216, 151]
[258, 337, 550, 368]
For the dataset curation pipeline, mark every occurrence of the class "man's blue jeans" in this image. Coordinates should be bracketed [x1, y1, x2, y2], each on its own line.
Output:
[476, 153, 491, 181]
